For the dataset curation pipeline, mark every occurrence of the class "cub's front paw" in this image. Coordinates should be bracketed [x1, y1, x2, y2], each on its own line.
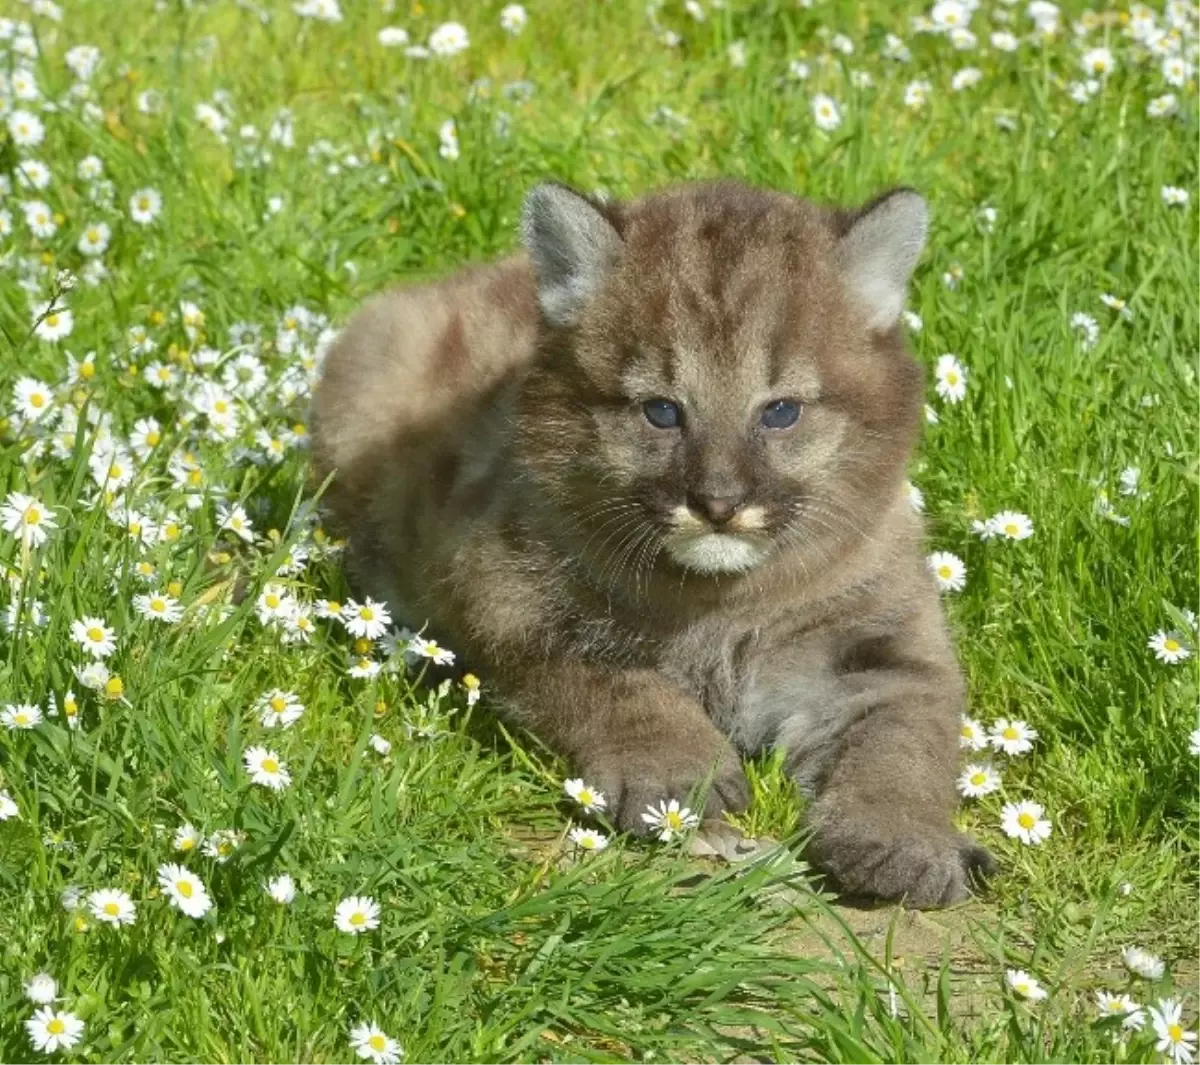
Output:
[808, 812, 997, 908]
[581, 743, 749, 835]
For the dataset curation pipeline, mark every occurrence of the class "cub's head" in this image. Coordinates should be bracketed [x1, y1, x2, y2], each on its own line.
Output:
[515, 180, 927, 579]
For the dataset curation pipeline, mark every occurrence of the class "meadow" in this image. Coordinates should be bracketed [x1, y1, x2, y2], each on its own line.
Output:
[0, 0, 1197, 1061]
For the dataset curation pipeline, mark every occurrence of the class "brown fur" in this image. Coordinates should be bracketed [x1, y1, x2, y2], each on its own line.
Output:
[311, 180, 995, 908]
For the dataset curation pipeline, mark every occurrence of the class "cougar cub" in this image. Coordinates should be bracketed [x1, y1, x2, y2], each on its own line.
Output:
[312, 180, 995, 907]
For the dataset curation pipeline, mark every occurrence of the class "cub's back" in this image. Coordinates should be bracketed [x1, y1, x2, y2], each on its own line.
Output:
[311, 254, 539, 600]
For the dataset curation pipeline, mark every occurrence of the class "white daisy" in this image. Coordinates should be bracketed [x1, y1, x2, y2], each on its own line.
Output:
[244, 745, 291, 790]
[0, 491, 57, 547]
[266, 874, 297, 904]
[369, 734, 392, 756]
[989, 510, 1034, 540]
[569, 826, 610, 852]
[256, 583, 293, 624]
[77, 220, 110, 257]
[428, 20, 469, 56]
[34, 304, 73, 342]
[0, 789, 18, 820]
[927, 551, 966, 592]
[641, 798, 699, 842]
[335, 895, 380, 934]
[1006, 968, 1048, 1001]
[133, 591, 182, 623]
[26, 1008, 85, 1054]
[217, 503, 254, 542]
[407, 635, 454, 665]
[203, 828, 245, 863]
[23, 199, 57, 238]
[1122, 946, 1165, 980]
[500, 3, 527, 34]
[989, 717, 1037, 756]
[173, 822, 202, 853]
[563, 778, 607, 813]
[157, 863, 214, 918]
[7, 109, 44, 147]
[377, 26, 410, 46]
[1149, 998, 1196, 1065]
[959, 714, 988, 751]
[1162, 186, 1189, 207]
[1095, 991, 1145, 1030]
[934, 354, 967, 402]
[1148, 630, 1190, 664]
[3, 702, 43, 730]
[88, 888, 137, 926]
[1000, 800, 1052, 845]
[956, 763, 1001, 798]
[258, 689, 304, 729]
[811, 93, 842, 131]
[71, 616, 116, 658]
[24, 972, 57, 1004]
[349, 1022, 403, 1065]
[129, 187, 163, 224]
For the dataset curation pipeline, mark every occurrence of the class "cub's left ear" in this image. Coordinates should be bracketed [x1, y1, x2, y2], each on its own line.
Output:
[834, 188, 928, 331]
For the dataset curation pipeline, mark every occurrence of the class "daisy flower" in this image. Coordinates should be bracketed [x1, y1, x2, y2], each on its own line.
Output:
[26, 1008, 85, 1054]
[0, 789, 18, 820]
[903, 481, 924, 512]
[258, 689, 304, 729]
[462, 673, 482, 706]
[1006, 969, 1048, 1001]
[74, 661, 110, 691]
[1149, 999, 1196, 1065]
[959, 714, 988, 751]
[217, 503, 254, 542]
[902, 310, 923, 332]
[811, 93, 842, 131]
[563, 778, 607, 813]
[428, 20, 469, 56]
[956, 763, 1001, 798]
[173, 822, 202, 853]
[350, 1022, 403, 1065]
[989, 718, 1037, 756]
[927, 551, 966, 592]
[203, 828, 244, 863]
[316, 599, 345, 621]
[378, 26, 410, 46]
[500, 3, 527, 34]
[14, 376, 54, 420]
[71, 616, 116, 658]
[407, 635, 454, 666]
[1162, 186, 1189, 207]
[256, 584, 293, 624]
[568, 826, 610, 852]
[989, 510, 1034, 540]
[641, 798, 699, 841]
[1118, 466, 1140, 496]
[59, 690, 81, 730]
[157, 863, 214, 918]
[244, 745, 291, 790]
[335, 895, 381, 934]
[369, 734, 392, 756]
[266, 874, 297, 904]
[1148, 630, 1190, 664]
[1190, 728, 1200, 757]
[24, 972, 57, 1005]
[1, 490, 58, 547]
[129, 187, 163, 224]
[7, 108, 45, 147]
[133, 591, 182, 623]
[88, 888, 137, 926]
[1000, 800, 1052, 845]
[934, 354, 967, 402]
[1095, 991, 1145, 1030]
[2, 703, 42, 730]
[1081, 47, 1114, 76]
[1122, 946, 1165, 980]
[77, 220, 111, 257]
[346, 597, 393, 640]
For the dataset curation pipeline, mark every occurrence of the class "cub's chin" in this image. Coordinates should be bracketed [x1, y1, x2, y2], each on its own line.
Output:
[663, 531, 772, 575]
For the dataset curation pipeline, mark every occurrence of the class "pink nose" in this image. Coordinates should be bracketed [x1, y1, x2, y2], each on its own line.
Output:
[688, 493, 743, 525]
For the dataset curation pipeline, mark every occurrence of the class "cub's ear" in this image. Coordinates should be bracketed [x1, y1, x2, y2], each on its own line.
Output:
[834, 188, 928, 331]
[520, 183, 623, 328]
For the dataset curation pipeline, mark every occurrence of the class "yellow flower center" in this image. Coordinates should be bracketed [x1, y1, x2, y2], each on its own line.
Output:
[1004, 523, 1018, 535]
[1169, 1024, 1184, 1043]
[167, 580, 183, 596]
[179, 837, 195, 851]
[262, 758, 279, 773]
[109, 463, 123, 479]
[217, 842, 232, 856]
[81, 362, 95, 378]
[327, 601, 341, 614]
[1003, 726, 1019, 740]
[970, 773, 985, 786]
[270, 696, 287, 712]
[1165, 638, 1180, 652]
[265, 594, 280, 609]
[64, 700, 78, 717]
[354, 637, 372, 655]
[177, 880, 193, 898]
[1093, 58, 1105, 71]
[188, 469, 204, 486]
[47, 1019, 66, 1035]
[578, 789, 593, 805]
[89, 229, 100, 241]
[105, 677, 124, 698]
[129, 522, 142, 536]
[138, 197, 150, 210]
[157, 368, 171, 381]
[291, 423, 307, 437]
[87, 626, 104, 642]
[104, 901, 119, 916]
[960, 725, 974, 738]
[359, 607, 374, 621]
[1014, 981, 1030, 994]
[369, 1035, 387, 1051]
[297, 616, 312, 630]
[14, 712, 30, 726]
[946, 372, 958, 385]
[31, 392, 46, 407]
[1017, 812, 1035, 830]
[146, 430, 160, 446]
[464, 673, 480, 690]
[284, 317, 297, 330]
[665, 811, 683, 830]
[151, 598, 165, 612]
[937, 566, 952, 579]
[46, 314, 59, 327]
[24, 506, 42, 524]
[350, 911, 366, 926]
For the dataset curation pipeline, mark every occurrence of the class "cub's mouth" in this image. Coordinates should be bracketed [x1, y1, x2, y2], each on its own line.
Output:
[661, 505, 773, 575]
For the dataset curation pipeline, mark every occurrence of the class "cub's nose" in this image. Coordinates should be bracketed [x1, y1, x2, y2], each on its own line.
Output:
[687, 492, 744, 526]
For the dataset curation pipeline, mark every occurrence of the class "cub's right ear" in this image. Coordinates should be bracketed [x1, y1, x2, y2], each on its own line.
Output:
[520, 183, 623, 328]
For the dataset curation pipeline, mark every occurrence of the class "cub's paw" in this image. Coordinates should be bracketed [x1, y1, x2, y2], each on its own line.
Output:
[808, 814, 997, 909]
[581, 745, 749, 835]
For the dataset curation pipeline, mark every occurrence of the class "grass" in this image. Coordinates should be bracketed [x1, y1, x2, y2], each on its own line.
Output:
[0, 0, 1196, 1061]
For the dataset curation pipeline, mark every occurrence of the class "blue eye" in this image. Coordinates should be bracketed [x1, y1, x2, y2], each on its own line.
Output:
[761, 400, 800, 430]
[643, 399, 682, 429]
